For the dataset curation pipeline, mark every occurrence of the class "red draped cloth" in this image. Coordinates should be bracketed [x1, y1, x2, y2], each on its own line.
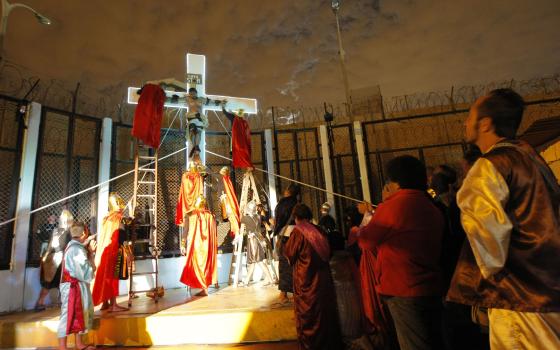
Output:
[176, 170, 204, 226]
[359, 249, 399, 348]
[284, 224, 342, 350]
[61, 257, 85, 335]
[132, 84, 165, 148]
[180, 209, 218, 289]
[92, 212, 121, 306]
[222, 174, 240, 237]
[232, 117, 253, 169]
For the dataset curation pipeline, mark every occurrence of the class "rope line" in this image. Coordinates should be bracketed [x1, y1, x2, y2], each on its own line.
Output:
[0, 145, 187, 228]
[207, 109, 365, 205]
[204, 150, 365, 204]
[0, 133, 369, 228]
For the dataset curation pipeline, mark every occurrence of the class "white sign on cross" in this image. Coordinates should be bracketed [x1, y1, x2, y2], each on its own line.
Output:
[127, 53, 258, 164]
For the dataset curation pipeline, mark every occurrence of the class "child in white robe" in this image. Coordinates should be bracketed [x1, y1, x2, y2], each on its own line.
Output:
[58, 222, 96, 350]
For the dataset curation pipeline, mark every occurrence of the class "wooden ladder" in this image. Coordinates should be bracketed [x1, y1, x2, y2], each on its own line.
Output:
[229, 170, 260, 287]
[128, 140, 160, 306]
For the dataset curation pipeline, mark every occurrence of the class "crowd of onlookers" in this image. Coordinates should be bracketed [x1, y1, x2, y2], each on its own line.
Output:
[280, 88, 560, 350]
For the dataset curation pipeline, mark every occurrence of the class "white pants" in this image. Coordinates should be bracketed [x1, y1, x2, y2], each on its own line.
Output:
[489, 308, 560, 350]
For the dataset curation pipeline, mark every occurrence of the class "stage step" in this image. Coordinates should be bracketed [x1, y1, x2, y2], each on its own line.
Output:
[0, 285, 296, 349]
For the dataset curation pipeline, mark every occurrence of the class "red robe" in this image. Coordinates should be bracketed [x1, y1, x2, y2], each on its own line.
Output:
[92, 211, 122, 306]
[284, 225, 342, 350]
[232, 117, 253, 169]
[176, 170, 204, 226]
[222, 174, 240, 237]
[131, 84, 165, 148]
[359, 249, 399, 348]
[180, 209, 218, 289]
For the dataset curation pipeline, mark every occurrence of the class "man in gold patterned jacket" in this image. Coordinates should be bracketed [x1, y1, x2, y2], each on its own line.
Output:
[447, 88, 560, 349]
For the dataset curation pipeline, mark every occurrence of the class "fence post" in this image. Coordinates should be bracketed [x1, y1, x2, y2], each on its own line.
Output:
[318, 125, 336, 218]
[353, 121, 371, 203]
[97, 117, 112, 234]
[264, 129, 278, 214]
[11, 102, 41, 311]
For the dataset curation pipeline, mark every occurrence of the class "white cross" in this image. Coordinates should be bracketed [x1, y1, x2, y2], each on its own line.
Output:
[127, 53, 258, 164]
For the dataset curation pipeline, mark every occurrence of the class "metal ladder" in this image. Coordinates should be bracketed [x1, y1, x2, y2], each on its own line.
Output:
[128, 140, 160, 306]
[230, 170, 260, 287]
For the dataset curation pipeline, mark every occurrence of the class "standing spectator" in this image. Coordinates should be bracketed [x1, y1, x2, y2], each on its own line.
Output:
[35, 210, 73, 310]
[273, 183, 300, 304]
[434, 161, 489, 350]
[447, 88, 560, 348]
[430, 165, 457, 207]
[284, 203, 342, 349]
[344, 205, 363, 265]
[240, 201, 276, 286]
[459, 144, 482, 181]
[257, 203, 277, 280]
[37, 214, 58, 256]
[356, 155, 445, 350]
[318, 202, 336, 233]
[318, 202, 344, 251]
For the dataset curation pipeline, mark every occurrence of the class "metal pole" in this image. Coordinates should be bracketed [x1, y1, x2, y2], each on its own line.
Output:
[271, 106, 281, 194]
[0, 0, 52, 68]
[333, 8, 353, 122]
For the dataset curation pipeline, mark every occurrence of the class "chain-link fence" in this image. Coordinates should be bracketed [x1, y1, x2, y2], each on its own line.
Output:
[27, 108, 101, 266]
[1, 69, 558, 269]
[273, 128, 327, 225]
[361, 95, 560, 203]
[329, 124, 362, 236]
[0, 96, 25, 269]
[110, 124, 186, 257]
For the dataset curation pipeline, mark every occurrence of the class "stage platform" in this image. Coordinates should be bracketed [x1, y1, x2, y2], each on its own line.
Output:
[0, 284, 297, 349]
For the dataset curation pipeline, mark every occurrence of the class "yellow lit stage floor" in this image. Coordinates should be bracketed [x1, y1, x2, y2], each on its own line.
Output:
[0, 284, 297, 349]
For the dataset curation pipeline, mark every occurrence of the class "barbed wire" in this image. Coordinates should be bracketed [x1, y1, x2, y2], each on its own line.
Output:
[257, 74, 560, 129]
[1, 59, 559, 130]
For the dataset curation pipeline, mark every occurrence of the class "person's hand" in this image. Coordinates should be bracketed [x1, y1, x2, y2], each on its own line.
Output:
[357, 202, 373, 214]
[88, 240, 97, 254]
[232, 234, 241, 245]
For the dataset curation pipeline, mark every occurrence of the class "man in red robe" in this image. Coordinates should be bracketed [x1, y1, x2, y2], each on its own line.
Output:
[284, 203, 342, 350]
[180, 195, 218, 296]
[222, 106, 253, 169]
[219, 166, 240, 237]
[92, 193, 128, 312]
[356, 156, 444, 350]
[176, 161, 204, 226]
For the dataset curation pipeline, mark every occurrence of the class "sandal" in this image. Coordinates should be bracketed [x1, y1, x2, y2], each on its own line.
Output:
[34, 304, 46, 312]
[270, 298, 292, 308]
[76, 345, 96, 350]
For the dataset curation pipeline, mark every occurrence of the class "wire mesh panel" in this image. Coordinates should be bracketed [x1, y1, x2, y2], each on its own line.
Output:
[157, 129, 185, 256]
[0, 97, 24, 269]
[28, 110, 100, 266]
[330, 124, 362, 237]
[274, 128, 326, 222]
[111, 125, 184, 257]
[363, 118, 468, 202]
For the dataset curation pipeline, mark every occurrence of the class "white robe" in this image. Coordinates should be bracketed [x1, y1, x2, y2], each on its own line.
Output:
[58, 240, 94, 338]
